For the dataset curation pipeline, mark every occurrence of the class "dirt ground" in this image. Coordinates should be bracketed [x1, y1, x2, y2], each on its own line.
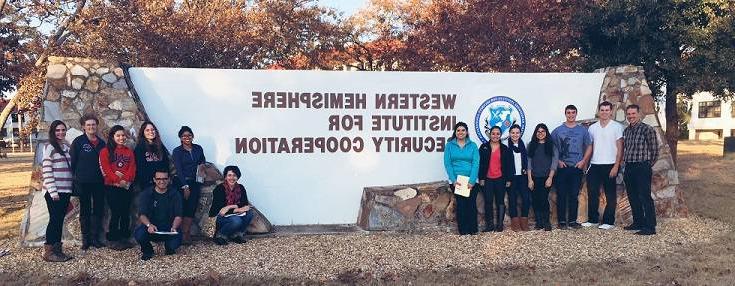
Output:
[0, 141, 734, 285]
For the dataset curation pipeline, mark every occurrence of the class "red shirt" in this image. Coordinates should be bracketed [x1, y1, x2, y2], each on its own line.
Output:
[99, 145, 136, 186]
[487, 147, 502, 179]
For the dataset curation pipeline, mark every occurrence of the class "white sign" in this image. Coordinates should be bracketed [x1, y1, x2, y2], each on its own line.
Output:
[129, 69, 604, 225]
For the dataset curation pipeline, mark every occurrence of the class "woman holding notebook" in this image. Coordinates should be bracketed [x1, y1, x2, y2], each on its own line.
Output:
[443, 122, 480, 235]
[208, 165, 254, 245]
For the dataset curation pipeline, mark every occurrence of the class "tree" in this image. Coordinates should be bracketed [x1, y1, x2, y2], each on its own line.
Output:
[1, 0, 347, 132]
[577, 0, 735, 162]
[397, 0, 584, 72]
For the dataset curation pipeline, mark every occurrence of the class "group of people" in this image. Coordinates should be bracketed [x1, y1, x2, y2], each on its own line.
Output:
[444, 102, 659, 236]
[41, 115, 256, 262]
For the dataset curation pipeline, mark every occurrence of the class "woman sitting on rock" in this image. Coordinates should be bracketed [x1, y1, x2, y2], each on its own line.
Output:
[208, 165, 254, 245]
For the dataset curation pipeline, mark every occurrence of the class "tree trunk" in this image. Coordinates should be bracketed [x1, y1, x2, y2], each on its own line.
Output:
[664, 84, 679, 164]
[0, 95, 18, 132]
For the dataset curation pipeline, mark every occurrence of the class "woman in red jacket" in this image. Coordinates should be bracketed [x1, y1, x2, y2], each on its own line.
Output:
[99, 125, 136, 249]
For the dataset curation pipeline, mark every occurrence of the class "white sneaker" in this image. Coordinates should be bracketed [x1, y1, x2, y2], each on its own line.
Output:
[581, 222, 599, 227]
[598, 224, 615, 230]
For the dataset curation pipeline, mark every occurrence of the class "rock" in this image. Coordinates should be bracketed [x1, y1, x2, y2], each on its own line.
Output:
[46, 89, 60, 101]
[395, 196, 422, 217]
[96, 67, 110, 75]
[616, 109, 626, 122]
[112, 80, 128, 90]
[367, 205, 404, 230]
[642, 114, 659, 127]
[62, 90, 77, 98]
[70, 64, 89, 77]
[638, 95, 655, 115]
[47, 64, 66, 79]
[421, 204, 434, 218]
[246, 207, 274, 234]
[102, 73, 118, 83]
[113, 67, 125, 77]
[71, 78, 84, 90]
[432, 192, 452, 211]
[375, 195, 399, 206]
[394, 188, 417, 200]
[43, 101, 61, 122]
[199, 162, 224, 186]
[85, 76, 100, 92]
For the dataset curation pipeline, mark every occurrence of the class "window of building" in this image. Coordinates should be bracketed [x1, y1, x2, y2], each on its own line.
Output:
[698, 101, 721, 118]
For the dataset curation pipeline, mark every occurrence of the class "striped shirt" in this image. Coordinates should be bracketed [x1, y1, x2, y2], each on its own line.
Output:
[623, 121, 659, 163]
[42, 143, 73, 195]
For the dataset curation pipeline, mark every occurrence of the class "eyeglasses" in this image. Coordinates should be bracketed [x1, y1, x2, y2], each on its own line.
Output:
[536, 130, 546, 133]
[154, 177, 169, 181]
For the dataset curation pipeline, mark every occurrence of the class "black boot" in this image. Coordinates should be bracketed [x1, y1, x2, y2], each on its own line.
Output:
[90, 216, 106, 248]
[495, 205, 505, 232]
[80, 215, 91, 250]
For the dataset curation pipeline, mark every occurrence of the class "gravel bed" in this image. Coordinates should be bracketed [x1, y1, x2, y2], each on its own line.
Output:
[0, 216, 729, 282]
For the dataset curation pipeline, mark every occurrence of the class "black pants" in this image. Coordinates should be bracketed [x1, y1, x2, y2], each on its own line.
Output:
[44, 192, 71, 245]
[555, 167, 583, 225]
[482, 178, 507, 224]
[451, 184, 479, 235]
[508, 175, 531, 217]
[624, 162, 656, 231]
[77, 182, 105, 218]
[586, 164, 618, 225]
[106, 186, 132, 240]
[531, 176, 551, 226]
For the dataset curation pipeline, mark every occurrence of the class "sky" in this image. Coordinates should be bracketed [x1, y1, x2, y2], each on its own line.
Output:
[319, 0, 368, 17]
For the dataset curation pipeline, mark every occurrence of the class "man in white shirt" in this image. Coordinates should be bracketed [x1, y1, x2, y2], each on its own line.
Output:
[582, 101, 623, 230]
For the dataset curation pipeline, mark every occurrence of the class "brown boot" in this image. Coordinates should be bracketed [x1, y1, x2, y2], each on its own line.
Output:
[510, 217, 521, 232]
[53, 242, 73, 261]
[42, 244, 66, 262]
[520, 217, 530, 231]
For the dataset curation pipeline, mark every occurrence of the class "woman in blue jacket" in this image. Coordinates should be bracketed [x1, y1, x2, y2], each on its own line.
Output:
[171, 126, 206, 245]
[443, 122, 480, 235]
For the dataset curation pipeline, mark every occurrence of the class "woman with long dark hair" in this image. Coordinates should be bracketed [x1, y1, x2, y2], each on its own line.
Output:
[41, 120, 74, 262]
[134, 121, 170, 191]
[99, 125, 136, 249]
[527, 123, 558, 231]
[443, 122, 480, 235]
[70, 114, 106, 250]
[507, 124, 531, 231]
[172, 126, 206, 245]
[478, 126, 513, 232]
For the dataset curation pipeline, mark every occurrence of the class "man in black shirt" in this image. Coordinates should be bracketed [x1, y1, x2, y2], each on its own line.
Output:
[134, 168, 183, 260]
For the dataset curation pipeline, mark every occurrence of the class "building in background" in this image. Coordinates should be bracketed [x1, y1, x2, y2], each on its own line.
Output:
[687, 92, 735, 140]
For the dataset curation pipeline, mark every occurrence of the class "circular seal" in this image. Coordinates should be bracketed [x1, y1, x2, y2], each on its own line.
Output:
[474, 96, 526, 143]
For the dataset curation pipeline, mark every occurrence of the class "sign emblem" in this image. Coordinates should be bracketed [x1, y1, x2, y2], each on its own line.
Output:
[474, 96, 526, 143]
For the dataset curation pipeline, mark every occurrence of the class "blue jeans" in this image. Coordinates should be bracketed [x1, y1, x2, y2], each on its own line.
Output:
[215, 211, 255, 236]
[134, 224, 182, 255]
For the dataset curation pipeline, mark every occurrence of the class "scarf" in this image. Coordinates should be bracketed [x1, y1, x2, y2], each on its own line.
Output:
[224, 183, 242, 206]
[509, 140, 528, 172]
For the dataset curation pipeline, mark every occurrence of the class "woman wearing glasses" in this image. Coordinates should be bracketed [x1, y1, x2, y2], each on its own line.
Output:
[171, 126, 206, 245]
[527, 123, 558, 231]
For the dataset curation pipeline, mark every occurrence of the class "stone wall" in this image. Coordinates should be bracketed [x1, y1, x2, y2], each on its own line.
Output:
[357, 65, 687, 231]
[20, 57, 272, 247]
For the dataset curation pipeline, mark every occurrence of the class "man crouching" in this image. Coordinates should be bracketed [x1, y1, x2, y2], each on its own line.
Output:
[134, 168, 183, 261]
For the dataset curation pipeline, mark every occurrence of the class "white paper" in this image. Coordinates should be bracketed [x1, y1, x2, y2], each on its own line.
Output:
[454, 175, 470, 197]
